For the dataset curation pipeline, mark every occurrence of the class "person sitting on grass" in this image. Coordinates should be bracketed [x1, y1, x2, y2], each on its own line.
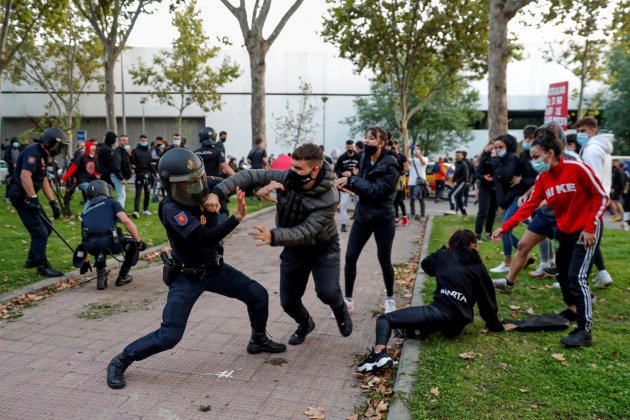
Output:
[357, 229, 504, 373]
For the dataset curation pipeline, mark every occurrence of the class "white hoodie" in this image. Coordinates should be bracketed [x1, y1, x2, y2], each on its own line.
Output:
[581, 133, 614, 194]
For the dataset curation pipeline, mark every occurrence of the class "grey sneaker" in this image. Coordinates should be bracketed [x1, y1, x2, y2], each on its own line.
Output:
[593, 270, 613, 288]
[493, 278, 515, 293]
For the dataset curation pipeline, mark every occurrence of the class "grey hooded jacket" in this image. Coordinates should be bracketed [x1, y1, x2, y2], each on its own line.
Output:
[212, 163, 339, 247]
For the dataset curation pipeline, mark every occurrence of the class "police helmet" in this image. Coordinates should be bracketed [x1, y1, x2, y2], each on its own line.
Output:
[86, 180, 113, 199]
[158, 148, 209, 207]
[199, 127, 217, 147]
[38, 127, 69, 157]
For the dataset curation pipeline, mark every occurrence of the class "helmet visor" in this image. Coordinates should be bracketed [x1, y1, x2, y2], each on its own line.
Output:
[48, 140, 69, 157]
[170, 175, 209, 207]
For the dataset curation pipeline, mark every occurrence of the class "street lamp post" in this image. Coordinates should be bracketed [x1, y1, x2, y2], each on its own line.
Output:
[141, 98, 146, 134]
[321, 96, 329, 148]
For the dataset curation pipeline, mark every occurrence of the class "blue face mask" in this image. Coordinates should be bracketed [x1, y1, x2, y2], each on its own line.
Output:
[140, 142, 148, 147]
[531, 157, 550, 173]
[173, 140, 181, 146]
[576, 133, 589, 146]
[123, 145, 131, 151]
[12, 142, 19, 148]
[522, 141, 531, 151]
[497, 149, 507, 158]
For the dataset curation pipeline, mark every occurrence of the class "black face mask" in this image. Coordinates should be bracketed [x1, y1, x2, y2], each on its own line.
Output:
[364, 145, 378, 157]
[286, 169, 313, 189]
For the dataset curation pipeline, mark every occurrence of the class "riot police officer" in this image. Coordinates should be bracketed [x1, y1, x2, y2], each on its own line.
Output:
[80, 180, 145, 290]
[8, 128, 68, 277]
[194, 126, 235, 178]
[106, 148, 285, 390]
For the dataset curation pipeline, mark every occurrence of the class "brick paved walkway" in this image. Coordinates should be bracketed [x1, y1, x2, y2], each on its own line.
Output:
[0, 209, 424, 419]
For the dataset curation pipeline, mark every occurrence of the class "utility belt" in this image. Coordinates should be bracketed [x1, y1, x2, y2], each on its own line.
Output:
[160, 251, 224, 286]
[82, 226, 123, 247]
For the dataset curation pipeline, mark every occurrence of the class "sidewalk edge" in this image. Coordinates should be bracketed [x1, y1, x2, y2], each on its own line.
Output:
[388, 214, 434, 419]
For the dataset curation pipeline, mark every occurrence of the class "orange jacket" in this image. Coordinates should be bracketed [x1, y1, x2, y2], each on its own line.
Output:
[434, 161, 447, 181]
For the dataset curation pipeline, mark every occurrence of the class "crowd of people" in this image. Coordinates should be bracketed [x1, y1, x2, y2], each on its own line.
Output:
[1, 118, 625, 388]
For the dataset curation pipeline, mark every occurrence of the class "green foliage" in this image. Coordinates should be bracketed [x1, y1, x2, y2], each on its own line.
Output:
[410, 216, 630, 417]
[322, 0, 488, 150]
[602, 40, 630, 154]
[273, 78, 318, 150]
[130, 0, 240, 134]
[344, 79, 482, 154]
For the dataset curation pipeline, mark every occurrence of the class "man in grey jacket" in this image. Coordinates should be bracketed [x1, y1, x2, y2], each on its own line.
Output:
[205, 143, 352, 345]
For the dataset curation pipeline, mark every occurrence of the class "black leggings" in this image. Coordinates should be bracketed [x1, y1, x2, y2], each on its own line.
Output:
[375, 304, 451, 346]
[475, 188, 497, 236]
[394, 190, 406, 218]
[344, 219, 395, 298]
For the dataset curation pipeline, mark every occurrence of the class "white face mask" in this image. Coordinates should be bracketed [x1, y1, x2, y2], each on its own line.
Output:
[173, 139, 181, 146]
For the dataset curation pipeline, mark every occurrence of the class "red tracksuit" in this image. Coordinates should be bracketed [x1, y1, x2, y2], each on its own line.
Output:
[501, 158, 609, 331]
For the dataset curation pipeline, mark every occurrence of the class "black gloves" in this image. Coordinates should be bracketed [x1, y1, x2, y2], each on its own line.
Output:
[80, 261, 92, 275]
[49, 200, 61, 219]
[25, 196, 42, 212]
[137, 240, 147, 251]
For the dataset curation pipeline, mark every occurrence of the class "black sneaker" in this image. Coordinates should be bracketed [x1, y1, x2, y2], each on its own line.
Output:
[334, 306, 353, 337]
[246, 337, 287, 354]
[560, 328, 592, 347]
[357, 348, 393, 373]
[288, 317, 316, 345]
[36, 263, 64, 277]
[543, 266, 557, 277]
[341, 223, 347, 233]
[107, 353, 133, 389]
[559, 308, 577, 322]
[115, 275, 133, 287]
[524, 257, 536, 269]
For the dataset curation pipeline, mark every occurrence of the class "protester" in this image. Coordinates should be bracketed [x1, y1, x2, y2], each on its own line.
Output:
[131, 135, 154, 218]
[4, 137, 21, 202]
[407, 145, 428, 220]
[474, 140, 497, 242]
[357, 230, 504, 373]
[493, 128, 608, 347]
[110, 135, 133, 208]
[448, 151, 469, 216]
[62, 140, 99, 213]
[96, 131, 117, 185]
[335, 126, 401, 314]
[389, 140, 409, 225]
[334, 140, 360, 232]
[433, 157, 447, 202]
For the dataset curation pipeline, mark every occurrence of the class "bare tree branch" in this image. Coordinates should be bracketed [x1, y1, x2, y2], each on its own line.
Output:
[267, 0, 304, 46]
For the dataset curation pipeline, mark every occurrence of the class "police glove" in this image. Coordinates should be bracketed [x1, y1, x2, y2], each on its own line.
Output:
[137, 240, 147, 251]
[49, 200, 61, 219]
[25, 196, 42, 212]
[80, 261, 92, 275]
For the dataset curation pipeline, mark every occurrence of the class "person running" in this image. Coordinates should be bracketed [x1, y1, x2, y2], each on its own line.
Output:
[493, 128, 608, 347]
[357, 229, 504, 373]
[335, 126, 401, 314]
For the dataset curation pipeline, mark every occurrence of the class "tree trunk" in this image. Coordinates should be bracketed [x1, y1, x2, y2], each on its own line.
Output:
[249, 45, 267, 147]
[400, 117, 410, 155]
[103, 48, 117, 133]
[488, 0, 510, 139]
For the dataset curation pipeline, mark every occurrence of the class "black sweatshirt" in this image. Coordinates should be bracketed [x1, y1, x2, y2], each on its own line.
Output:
[421, 247, 504, 336]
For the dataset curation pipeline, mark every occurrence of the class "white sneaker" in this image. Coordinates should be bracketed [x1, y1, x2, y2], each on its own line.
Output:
[490, 262, 510, 273]
[492, 278, 515, 293]
[384, 298, 396, 314]
[552, 282, 561, 289]
[529, 263, 546, 278]
[331, 297, 354, 318]
[132, 211, 140, 219]
[143, 210, 152, 216]
[593, 270, 613, 288]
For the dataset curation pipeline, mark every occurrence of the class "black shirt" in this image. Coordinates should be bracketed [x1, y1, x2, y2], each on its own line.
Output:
[194, 144, 226, 177]
[14, 143, 47, 192]
[334, 151, 360, 177]
[131, 145, 153, 175]
[247, 146, 267, 169]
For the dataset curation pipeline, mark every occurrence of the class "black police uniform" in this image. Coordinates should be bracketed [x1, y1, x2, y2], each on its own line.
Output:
[81, 196, 138, 287]
[8, 144, 54, 268]
[194, 143, 226, 178]
[120, 193, 271, 361]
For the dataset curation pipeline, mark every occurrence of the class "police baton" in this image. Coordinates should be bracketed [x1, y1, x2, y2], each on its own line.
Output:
[39, 212, 76, 254]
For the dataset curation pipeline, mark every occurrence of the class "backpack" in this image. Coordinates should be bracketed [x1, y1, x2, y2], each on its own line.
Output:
[433, 162, 440, 173]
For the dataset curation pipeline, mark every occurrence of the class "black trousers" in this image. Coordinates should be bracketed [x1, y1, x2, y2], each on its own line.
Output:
[555, 226, 602, 331]
[375, 304, 452, 345]
[345, 219, 395, 298]
[475, 188, 497, 236]
[449, 182, 467, 213]
[124, 263, 269, 361]
[394, 190, 406, 218]
[84, 235, 138, 278]
[279, 239, 344, 326]
[134, 173, 152, 213]
[435, 180, 445, 200]
[9, 185, 52, 265]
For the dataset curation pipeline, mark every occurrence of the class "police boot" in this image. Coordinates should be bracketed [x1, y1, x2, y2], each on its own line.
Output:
[96, 268, 107, 290]
[106, 352, 133, 389]
[246, 330, 287, 354]
[36, 261, 64, 278]
[115, 267, 133, 287]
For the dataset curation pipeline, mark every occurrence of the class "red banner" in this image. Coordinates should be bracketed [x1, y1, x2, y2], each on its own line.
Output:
[544, 81, 569, 130]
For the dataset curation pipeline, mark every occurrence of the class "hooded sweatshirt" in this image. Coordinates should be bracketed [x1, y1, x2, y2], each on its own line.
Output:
[581, 133, 613, 194]
[491, 134, 522, 208]
[62, 141, 98, 184]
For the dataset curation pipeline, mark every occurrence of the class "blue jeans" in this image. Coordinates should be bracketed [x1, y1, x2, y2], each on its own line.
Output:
[78, 182, 90, 213]
[110, 173, 126, 208]
[502, 197, 520, 257]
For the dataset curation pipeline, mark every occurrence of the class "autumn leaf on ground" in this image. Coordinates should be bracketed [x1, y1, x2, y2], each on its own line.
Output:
[376, 400, 388, 413]
[304, 406, 325, 419]
[526, 307, 535, 315]
[346, 414, 359, 420]
[503, 323, 518, 331]
[509, 305, 521, 310]
[551, 353, 565, 361]
[430, 387, 440, 397]
[520, 387, 529, 393]
[459, 351, 477, 360]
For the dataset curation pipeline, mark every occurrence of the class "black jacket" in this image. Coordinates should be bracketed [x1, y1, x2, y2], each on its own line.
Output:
[517, 150, 537, 194]
[334, 151, 360, 177]
[453, 160, 469, 185]
[475, 152, 495, 191]
[95, 143, 113, 178]
[110, 147, 132, 180]
[131, 145, 154, 175]
[421, 247, 504, 336]
[213, 163, 339, 247]
[347, 151, 401, 223]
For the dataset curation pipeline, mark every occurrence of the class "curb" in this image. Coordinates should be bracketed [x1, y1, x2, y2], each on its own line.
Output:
[388, 214, 434, 419]
[0, 205, 276, 304]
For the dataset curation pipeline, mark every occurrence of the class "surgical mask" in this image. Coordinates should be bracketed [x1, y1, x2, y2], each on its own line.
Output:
[364, 145, 378, 157]
[12, 142, 19, 148]
[576, 133, 589, 146]
[522, 142, 531, 151]
[140, 142, 148, 147]
[123, 145, 131, 151]
[173, 139, 181, 146]
[159, 144, 165, 150]
[531, 157, 550, 173]
[497, 149, 507, 158]
[286, 169, 313, 189]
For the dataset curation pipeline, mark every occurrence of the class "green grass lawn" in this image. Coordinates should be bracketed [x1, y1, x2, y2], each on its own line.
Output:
[0, 185, 272, 294]
[408, 216, 629, 418]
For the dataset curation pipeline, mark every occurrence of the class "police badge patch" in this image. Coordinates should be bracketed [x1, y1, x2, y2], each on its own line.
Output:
[174, 211, 188, 226]
[187, 160, 195, 170]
